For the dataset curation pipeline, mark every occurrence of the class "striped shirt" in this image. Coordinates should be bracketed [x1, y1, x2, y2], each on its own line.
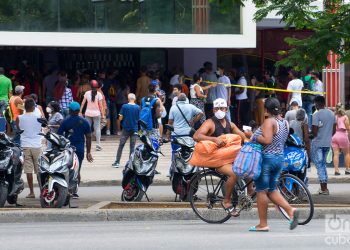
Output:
[253, 118, 289, 155]
[59, 87, 73, 110]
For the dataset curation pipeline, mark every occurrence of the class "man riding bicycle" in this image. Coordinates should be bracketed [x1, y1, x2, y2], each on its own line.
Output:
[193, 98, 248, 216]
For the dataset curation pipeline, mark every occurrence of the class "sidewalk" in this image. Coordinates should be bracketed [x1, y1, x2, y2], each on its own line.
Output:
[22, 135, 350, 186]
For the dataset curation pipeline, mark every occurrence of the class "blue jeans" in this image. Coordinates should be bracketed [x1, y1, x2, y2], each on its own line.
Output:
[311, 146, 330, 184]
[0, 100, 8, 114]
[254, 154, 284, 193]
[302, 101, 313, 130]
[11, 121, 20, 145]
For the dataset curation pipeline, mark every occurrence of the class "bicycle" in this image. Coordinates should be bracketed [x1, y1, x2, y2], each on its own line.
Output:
[188, 168, 314, 225]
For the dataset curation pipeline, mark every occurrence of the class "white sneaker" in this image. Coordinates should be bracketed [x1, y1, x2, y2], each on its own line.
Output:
[96, 145, 103, 151]
[106, 130, 111, 136]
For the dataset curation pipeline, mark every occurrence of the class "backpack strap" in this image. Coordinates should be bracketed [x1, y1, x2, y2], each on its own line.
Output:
[176, 104, 191, 127]
[149, 97, 158, 108]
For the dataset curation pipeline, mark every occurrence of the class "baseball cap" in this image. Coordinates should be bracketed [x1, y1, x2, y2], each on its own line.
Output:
[90, 79, 99, 88]
[213, 98, 228, 108]
[15, 85, 25, 94]
[69, 102, 80, 111]
[151, 79, 158, 86]
[9, 70, 18, 76]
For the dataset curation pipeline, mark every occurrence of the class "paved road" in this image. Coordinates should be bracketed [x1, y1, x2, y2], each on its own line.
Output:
[0, 220, 347, 250]
[4, 183, 349, 209]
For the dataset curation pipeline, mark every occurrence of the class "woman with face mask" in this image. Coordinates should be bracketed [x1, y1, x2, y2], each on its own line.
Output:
[193, 98, 248, 217]
[47, 101, 64, 134]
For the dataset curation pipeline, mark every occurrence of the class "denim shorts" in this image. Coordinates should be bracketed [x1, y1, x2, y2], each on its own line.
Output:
[254, 154, 284, 193]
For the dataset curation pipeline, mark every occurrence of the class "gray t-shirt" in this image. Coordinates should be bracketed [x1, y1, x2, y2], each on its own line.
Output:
[201, 72, 218, 104]
[285, 109, 308, 124]
[169, 101, 202, 135]
[216, 75, 230, 101]
[290, 120, 304, 141]
[48, 112, 64, 134]
[312, 109, 336, 147]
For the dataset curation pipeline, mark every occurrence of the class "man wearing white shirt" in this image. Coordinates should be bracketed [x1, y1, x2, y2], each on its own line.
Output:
[287, 70, 304, 107]
[16, 98, 42, 199]
[235, 67, 249, 128]
[311, 72, 324, 96]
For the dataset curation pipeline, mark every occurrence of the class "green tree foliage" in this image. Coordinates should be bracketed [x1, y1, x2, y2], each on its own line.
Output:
[210, 0, 350, 70]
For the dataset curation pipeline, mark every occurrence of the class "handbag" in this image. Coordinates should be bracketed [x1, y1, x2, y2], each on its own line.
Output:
[232, 142, 263, 180]
[176, 104, 196, 137]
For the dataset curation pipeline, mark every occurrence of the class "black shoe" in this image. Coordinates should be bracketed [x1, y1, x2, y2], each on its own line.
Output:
[345, 171, 350, 175]
[72, 193, 79, 199]
[112, 161, 120, 168]
[155, 170, 161, 175]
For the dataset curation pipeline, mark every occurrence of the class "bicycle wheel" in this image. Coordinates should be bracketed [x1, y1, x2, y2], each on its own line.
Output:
[189, 170, 231, 224]
[277, 173, 314, 225]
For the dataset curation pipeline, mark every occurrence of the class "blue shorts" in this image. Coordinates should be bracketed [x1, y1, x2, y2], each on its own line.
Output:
[254, 154, 284, 193]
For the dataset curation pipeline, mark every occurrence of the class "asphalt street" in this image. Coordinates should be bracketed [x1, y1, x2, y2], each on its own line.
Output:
[8, 183, 350, 209]
[0, 219, 347, 250]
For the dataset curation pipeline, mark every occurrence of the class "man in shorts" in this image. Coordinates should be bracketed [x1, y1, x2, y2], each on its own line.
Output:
[16, 98, 42, 198]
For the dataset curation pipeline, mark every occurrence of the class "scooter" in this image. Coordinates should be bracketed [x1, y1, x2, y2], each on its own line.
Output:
[121, 121, 163, 202]
[0, 132, 24, 207]
[283, 129, 309, 185]
[166, 125, 197, 202]
[37, 118, 79, 208]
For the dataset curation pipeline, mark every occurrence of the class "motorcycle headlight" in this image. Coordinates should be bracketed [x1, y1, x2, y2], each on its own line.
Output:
[49, 159, 66, 173]
[39, 157, 50, 172]
[175, 155, 193, 173]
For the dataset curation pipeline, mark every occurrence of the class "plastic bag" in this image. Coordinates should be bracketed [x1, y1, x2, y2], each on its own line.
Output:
[189, 134, 242, 167]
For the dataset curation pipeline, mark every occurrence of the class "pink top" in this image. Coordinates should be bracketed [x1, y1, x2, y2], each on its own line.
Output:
[336, 115, 347, 133]
[84, 90, 102, 117]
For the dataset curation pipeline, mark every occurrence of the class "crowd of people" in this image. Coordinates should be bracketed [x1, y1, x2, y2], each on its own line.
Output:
[0, 60, 348, 205]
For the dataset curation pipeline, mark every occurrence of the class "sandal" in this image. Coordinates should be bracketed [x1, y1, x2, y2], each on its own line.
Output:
[249, 226, 269, 232]
[221, 202, 240, 217]
[289, 210, 300, 230]
[26, 194, 35, 199]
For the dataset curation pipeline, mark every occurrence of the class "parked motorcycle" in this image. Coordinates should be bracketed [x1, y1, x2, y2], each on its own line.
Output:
[121, 121, 163, 202]
[166, 125, 197, 202]
[283, 129, 309, 185]
[37, 118, 79, 208]
[0, 132, 24, 207]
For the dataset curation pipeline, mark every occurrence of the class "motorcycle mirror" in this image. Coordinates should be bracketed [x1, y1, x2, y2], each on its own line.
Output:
[37, 118, 48, 127]
[16, 130, 24, 135]
[165, 124, 174, 132]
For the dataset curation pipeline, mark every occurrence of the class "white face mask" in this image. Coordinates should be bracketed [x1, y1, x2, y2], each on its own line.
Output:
[214, 110, 226, 120]
[46, 107, 52, 113]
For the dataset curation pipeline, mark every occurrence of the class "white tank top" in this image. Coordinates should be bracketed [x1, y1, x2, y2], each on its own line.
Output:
[190, 84, 203, 99]
[18, 113, 42, 148]
[24, 107, 42, 118]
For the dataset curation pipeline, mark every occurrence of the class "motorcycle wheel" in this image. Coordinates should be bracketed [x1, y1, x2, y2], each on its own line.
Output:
[7, 195, 18, 205]
[40, 183, 68, 208]
[0, 183, 8, 207]
[121, 187, 144, 202]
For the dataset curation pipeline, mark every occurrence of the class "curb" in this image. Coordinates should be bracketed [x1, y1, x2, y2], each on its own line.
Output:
[0, 206, 349, 224]
[78, 177, 350, 187]
[29, 177, 350, 188]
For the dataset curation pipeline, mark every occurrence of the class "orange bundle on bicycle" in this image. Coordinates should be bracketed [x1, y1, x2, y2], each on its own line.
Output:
[189, 134, 242, 167]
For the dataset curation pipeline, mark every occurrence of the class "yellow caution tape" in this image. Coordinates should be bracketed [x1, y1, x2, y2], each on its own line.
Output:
[184, 78, 326, 95]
